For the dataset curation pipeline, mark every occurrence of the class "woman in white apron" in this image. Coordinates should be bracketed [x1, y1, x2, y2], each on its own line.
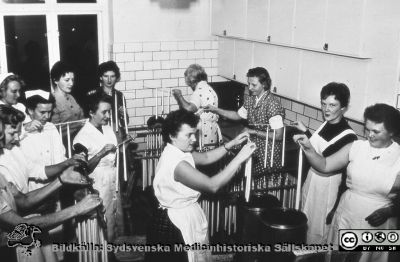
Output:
[73, 92, 119, 241]
[292, 82, 357, 244]
[146, 109, 255, 262]
[294, 103, 400, 262]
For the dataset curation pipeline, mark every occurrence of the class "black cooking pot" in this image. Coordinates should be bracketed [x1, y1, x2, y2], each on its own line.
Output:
[260, 207, 308, 245]
[237, 193, 281, 262]
[239, 193, 281, 244]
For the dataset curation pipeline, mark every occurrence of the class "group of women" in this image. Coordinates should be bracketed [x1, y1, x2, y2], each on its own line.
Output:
[150, 65, 400, 262]
[1, 58, 400, 262]
[0, 60, 127, 262]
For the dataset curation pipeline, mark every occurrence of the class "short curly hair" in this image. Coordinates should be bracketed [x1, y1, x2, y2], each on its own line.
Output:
[98, 61, 121, 80]
[0, 105, 26, 128]
[50, 61, 74, 87]
[320, 82, 350, 108]
[184, 64, 208, 88]
[246, 67, 271, 91]
[86, 91, 112, 116]
[364, 103, 400, 136]
[161, 109, 199, 143]
[25, 93, 56, 111]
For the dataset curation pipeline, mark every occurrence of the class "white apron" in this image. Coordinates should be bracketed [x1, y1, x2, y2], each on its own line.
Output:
[73, 122, 118, 241]
[154, 143, 211, 262]
[302, 121, 355, 244]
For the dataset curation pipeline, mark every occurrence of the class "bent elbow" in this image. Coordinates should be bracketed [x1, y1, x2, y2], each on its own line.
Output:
[209, 184, 221, 194]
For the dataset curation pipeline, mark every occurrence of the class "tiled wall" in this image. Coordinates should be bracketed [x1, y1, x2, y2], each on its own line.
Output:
[111, 39, 224, 126]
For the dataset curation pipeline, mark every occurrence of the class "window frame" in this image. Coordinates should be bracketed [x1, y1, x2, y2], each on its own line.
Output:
[0, 0, 110, 74]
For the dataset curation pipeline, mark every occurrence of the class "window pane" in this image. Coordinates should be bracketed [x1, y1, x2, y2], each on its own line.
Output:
[57, 0, 96, 3]
[2, 0, 44, 3]
[58, 14, 98, 104]
[4, 15, 50, 91]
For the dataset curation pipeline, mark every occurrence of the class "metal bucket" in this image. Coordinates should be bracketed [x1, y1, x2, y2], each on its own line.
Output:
[260, 207, 308, 245]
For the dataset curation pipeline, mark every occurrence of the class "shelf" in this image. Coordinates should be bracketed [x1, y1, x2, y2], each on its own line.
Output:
[215, 34, 372, 60]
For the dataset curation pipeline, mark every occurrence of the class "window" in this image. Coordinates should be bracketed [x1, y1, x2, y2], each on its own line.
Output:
[0, 0, 108, 102]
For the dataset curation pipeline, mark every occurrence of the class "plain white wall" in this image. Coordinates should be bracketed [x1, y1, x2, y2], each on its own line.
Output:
[112, 0, 212, 42]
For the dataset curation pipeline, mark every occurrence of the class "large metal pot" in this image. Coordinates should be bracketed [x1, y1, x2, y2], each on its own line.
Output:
[236, 193, 281, 262]
[239, 193, 281, 244]
[259, 207, 308, 245]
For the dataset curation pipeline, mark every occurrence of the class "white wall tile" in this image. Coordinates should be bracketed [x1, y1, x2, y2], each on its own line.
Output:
[195, 58, 212, 67]
[136, 107, 154, 116]
[125, 43, 143, 52]
[116, 53, 134, 62]
[204, 50, 218, 59]
[123, 71, 136, 81]
[126, 80, 144, 90]
[170, 51, 188, 59]
[153, 51, 170, 61]
[122, 91, 136, 99]
[129, 116, 144, 125]
[162, 78, 179, 88]
[143, 61, 161, 70]
[195, 40, 211, 50]
[143, 79, 162, 88]
[113, 43, 125, 53]
[161, 41, 178, 51]
[171, 68, 185, 78]
[136, 89, 154, 98]
[125, 61, 143, 71]
[135, 70, 153, 80]
[178, 41, 195, 50]
[154, 70, 171, 79]
[178, 59, 196, 68]
[134, 52, 153, 62]
[143, 42, 161, 52]
[161, 60, 179, 69]
[187, 50, 203, 59]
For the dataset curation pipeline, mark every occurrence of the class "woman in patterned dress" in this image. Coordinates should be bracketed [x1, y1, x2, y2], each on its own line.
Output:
[204, 67, 285, 176]
[172, 64, 221, 150]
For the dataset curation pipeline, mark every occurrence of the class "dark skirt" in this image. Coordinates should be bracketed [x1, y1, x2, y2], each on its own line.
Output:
[145, 207, 188, 262]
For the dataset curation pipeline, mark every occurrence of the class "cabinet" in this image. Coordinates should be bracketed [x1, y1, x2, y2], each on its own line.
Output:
[325, 0, 365, 55]
[268, 0, 295, 45]
[211, 0, 247, 37]
[217, 38, 235, 79]
[292, 0, 326, 49]
[212, 0, 367, 56]
[233, 39, 254, 83]
[246, 0, 269, 40]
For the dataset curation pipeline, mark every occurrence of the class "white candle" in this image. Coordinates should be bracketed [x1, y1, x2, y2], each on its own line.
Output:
[244, 156, 252, 202]
[122, 94, 128, 182]
[295, 148, 303, 210]
[116, 150, 119, 193]
[66, 124, 71, 158]
[264, 126, 269, 168]
[282, 126, 286, 166]
[161, 88, 164, 115]
[155, 88, 158, 118]
[168, 88, 171, 113]
[114, 93, 118, 132]
[270, 129, 276, 167]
